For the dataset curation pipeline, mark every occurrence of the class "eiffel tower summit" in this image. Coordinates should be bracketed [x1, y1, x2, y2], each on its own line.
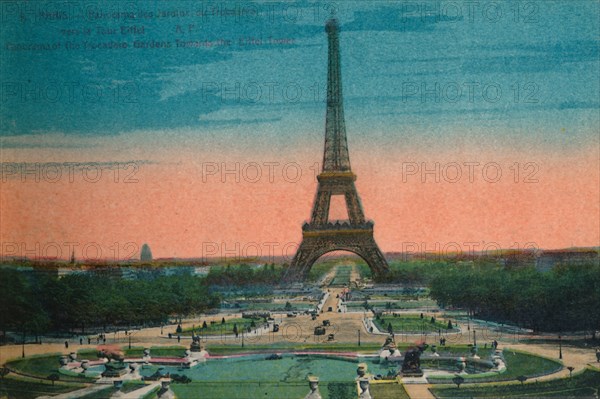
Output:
[284, 17, 390, 282]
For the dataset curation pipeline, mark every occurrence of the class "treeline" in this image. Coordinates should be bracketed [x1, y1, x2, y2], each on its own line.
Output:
[0, 269, 220, 338]
[429, 263, 600, 333]
[204, 263, 283, 287]
[368, 260, 453, 284]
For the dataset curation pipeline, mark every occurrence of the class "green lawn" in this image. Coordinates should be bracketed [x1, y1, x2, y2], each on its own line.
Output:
[172, 381, 356, 399]
[346, 299, 437, 309]
[6, 353, 96, 382]
[500, 350, 563, 380]
[369, 382, 411, 399]
[431, 368, 600, 398]
[77, 348, 102, 360]
[232, 302, 315, 311]
[330, 266, 352, 286]
[427, 349, 563, 384]
[124, 345, 187, 357]
[177, 318, 265, 337]
[307, 262, 336, 282]
[0, 376, 85, 399]
[78, 381, 147, 399]
[374, 315, 448, 333]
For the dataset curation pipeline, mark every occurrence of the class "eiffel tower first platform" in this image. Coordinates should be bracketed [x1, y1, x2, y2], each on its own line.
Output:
[283, 17, 390, 282]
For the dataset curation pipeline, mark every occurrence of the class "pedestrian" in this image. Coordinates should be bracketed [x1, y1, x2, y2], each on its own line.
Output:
[177, 335, 181, 343]
[103, 337, 106, 344]
[596, 348, 600, 363]
[65, 340, 69, 349]
[88, 337, 91, 344]
[79, 338, 82, 345]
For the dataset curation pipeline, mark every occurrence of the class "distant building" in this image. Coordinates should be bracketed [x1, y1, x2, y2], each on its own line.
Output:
[140, 243, 152, 262]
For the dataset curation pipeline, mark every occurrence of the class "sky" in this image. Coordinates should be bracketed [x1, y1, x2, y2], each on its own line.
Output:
[1, 1, 599, 261]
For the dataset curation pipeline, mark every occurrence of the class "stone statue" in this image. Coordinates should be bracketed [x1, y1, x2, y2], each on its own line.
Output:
[379, 334, 401, 361]
[304, 376, 322, 399]
[401, 344, 427, 377]
[190, 331, 202, 352]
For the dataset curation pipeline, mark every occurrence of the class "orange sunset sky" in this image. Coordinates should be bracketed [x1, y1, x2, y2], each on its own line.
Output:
[1, 1, 599, 261]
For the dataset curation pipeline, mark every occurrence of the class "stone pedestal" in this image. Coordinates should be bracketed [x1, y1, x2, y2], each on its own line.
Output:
[456, 357, 467, 374]
[158, 379, 175, 399]
[102, 361, 129, 378]
[358, 378, 372, 399]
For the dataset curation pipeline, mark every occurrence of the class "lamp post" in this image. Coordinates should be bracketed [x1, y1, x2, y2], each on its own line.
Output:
[160, 323, 163, 335]
[558, 335, 563, 360]
[128, 334, 131, 349]
[473, 329, 477, 347]
[21, 331, 25, 358]
[358, 329, 361, 347]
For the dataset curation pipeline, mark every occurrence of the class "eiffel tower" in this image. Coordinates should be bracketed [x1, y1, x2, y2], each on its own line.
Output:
[284, 17, 390, 282]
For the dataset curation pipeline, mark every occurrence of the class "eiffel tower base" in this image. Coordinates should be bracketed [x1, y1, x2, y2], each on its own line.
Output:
[283, 227, 389, 282]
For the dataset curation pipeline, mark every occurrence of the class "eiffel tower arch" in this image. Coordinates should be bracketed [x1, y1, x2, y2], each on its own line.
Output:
[284, 17, 390, 282]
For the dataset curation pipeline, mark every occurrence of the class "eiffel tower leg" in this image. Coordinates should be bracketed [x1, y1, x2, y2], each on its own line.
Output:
[360, 238, 389, 277]
[284, 239, 323, 282]
[345, 186, 365, 224]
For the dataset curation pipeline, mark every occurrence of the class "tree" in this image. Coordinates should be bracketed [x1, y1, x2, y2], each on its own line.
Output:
[516, 375, 527, 385]
[233, 323, 238, 337]
[431, 317, 436, 324]
[221, 317, 225, 324]
[452, 375, 464, 388]
[284, 301, 293, 311]
[202, 321, 208, 329]
[387, 322, 393, 335]
[47, 373, 60, 386]
[447, 320, 453, 330]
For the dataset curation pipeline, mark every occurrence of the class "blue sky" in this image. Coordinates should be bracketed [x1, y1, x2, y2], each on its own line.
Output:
[1, 0, 598, 151]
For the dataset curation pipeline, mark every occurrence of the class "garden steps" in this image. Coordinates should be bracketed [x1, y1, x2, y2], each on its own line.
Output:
[403, 383, 436, 399]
